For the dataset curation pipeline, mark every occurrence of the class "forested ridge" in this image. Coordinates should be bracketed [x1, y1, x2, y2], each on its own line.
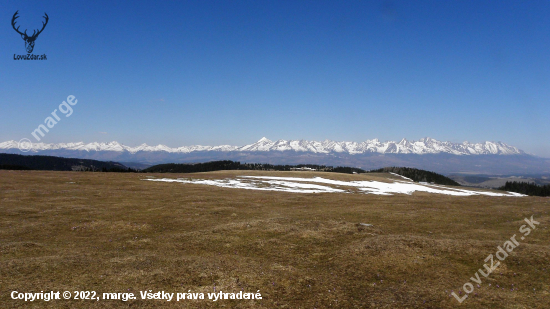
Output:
[367, 167, 460, 186]
[144, 160, 366, 174]
[0, 153, 127, 171]
[499, 181, 550, 196]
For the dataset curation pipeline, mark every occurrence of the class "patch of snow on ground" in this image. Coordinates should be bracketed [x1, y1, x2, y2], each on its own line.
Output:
[389, 172, 414, 181]
[145, 177, 344, 193]
[144, 176, 524, 197]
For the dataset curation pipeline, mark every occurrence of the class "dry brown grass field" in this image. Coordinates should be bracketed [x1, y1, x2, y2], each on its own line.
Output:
[1, 170, 549, 308]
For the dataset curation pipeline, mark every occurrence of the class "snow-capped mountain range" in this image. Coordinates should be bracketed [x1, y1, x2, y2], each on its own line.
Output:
[0, 137, 525, 155]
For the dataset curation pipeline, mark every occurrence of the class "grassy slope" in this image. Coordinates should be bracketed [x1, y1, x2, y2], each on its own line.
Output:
[0, 170, 549, 308]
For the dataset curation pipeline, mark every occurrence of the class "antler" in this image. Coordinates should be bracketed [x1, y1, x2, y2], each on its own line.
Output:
[31, 13, 49, 38]
[11, 11, 27, 37]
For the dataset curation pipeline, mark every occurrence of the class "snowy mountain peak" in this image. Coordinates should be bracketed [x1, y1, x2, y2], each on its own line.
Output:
[0, 137, 527, 156]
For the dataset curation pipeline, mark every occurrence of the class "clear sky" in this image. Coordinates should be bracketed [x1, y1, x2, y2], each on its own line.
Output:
[1, 0, 549, 156]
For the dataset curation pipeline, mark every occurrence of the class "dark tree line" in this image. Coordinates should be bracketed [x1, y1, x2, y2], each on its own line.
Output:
[367, 166, 460, 186]
[498, 181, 550, 197]
[100, 167, 140, 173]
[0, 154, 367, 174]
[0, 164, 31, 170]
[0, 153, 127, 171]
[143, 160, 366, 174]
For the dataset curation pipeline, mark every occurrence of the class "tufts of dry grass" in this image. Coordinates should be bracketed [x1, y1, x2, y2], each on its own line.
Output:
[0, 170, 549, 308]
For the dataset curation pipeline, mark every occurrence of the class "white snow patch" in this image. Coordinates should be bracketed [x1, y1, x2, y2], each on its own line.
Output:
[145, 177, 345, 193]
[144, 176, 524, 197]
[389, 172, 413, 181]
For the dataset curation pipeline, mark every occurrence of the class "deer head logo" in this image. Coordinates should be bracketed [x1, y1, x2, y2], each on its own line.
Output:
[11, 11, 49, 54]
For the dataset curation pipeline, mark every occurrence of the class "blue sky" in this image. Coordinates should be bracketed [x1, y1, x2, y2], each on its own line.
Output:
[1, 0, 549, 156]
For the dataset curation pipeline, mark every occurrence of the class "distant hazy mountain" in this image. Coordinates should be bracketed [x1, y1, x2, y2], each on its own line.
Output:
[1, 137, 547, 175]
